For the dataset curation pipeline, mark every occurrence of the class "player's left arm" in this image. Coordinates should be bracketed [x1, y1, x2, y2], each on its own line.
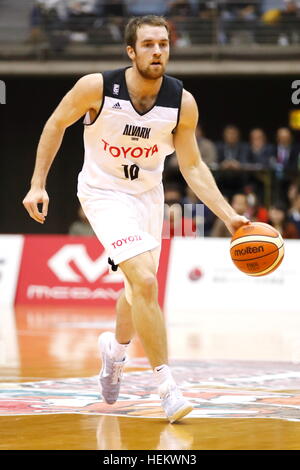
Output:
[173, 89, 250, 235]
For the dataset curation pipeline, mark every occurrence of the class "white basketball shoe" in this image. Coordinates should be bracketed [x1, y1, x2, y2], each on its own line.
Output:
[159, 381, 193, 423]
[98, 332, 127, 405]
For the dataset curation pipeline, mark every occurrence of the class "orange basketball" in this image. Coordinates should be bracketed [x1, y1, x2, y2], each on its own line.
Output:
[230, 222, 284, 276]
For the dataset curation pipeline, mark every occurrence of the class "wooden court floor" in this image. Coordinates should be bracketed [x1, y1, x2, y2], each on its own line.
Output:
[1, 305, 300, 450]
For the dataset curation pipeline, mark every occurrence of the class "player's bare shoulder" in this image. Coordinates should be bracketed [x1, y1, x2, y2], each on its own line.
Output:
[49, 73, 103, 128]
[178, 89, 199, 128]
[73, 73, 103, 110]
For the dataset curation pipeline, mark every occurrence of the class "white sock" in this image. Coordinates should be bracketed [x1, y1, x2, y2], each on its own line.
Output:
[110, 335, 130, 361]
[153, 364, 176, 388]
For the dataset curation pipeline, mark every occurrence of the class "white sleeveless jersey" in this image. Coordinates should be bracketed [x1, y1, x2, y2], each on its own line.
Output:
[78, 67, 183, 195]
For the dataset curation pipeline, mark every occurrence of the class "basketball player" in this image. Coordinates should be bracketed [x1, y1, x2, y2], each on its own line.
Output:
[23, 16, 250, 423]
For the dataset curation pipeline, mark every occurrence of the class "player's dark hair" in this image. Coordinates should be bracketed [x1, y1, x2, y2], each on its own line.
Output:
[125, 15, 170, 50]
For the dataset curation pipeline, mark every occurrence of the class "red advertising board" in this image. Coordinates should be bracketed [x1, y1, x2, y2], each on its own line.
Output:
[15, 235, 171, 308]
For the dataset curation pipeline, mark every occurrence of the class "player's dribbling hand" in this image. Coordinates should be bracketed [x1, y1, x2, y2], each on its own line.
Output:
[224, 215, 251, 236]
[22, 187, 49, 224]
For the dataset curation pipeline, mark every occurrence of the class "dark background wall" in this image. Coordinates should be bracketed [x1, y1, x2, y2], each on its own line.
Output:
[0, 74, 299, 234]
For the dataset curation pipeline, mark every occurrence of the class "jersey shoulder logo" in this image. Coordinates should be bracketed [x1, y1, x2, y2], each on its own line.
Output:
[113, 84, 120, 96]
[112, 102, 122, 109]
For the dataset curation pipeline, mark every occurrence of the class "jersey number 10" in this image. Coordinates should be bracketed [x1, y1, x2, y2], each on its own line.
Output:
[122, 164, 140, 181]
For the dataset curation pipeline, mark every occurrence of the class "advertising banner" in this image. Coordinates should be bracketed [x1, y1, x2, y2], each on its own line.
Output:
[15, 235, 171, 308]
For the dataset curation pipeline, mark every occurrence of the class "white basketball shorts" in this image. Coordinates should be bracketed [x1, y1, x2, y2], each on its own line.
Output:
[78, 181, 164, 304]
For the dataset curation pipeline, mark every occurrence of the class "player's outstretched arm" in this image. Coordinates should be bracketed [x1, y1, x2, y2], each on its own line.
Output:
[23, 73, 103, 224]
[173, 89, 249, 235]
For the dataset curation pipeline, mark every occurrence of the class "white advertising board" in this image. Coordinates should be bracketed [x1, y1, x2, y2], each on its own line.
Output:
[165, 238, 300, 316]
[0, 235, 24, 305]
[165, 238, 300, 361]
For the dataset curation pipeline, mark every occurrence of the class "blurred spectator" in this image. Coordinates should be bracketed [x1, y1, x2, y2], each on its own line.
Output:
[69, 206, 95, 235]
[164, 183, 184, 206]
[124, 0, 170, 16]
[268, 202, 299, 238]
[271, 127, 300, 172]
[182, 186, 216, 236]
[246, 128, 275, 198]
[164, 125, 218, 178]
[162, 183, 196, 237]
[219, 2, 258, 45]
[181, 185, 198, 218]
[68, 0, 97, 36]
[210, 193, 251, 237]
[287, 181, 300, 206]
[245, 189, 269, 223]
[28, 0, 70, 54]
[163, 183, 183, 238]
[270, 127, 300, 203]
[280, 1, 300, 44]
[168, 6, 192, 48]
[169, 0, 198, 17]
[261, 1, 300, 45]
[88, 1, 125, 44]
[101, 1, 125, 43]
[69, 0, 97, 14]
[283, 0, 300, 16]
[219, 1, 256, 19]
[216, 125, 250, 197]
[238, 4, 258, 20]
[37, 0, 69, 20]
[196, 125, 218, 169]
[217, 125, 250, 169]
[163, 151, 187, 192]
[102, 0, 124, 17]
[247, 128, 274, 168]
[163, 152, 178, 175]
[288, 192, 300, 234]
[261, 7, 282, 24]
[261, 0, 286, 14]
[28, 1, 47, 44]
[166, 18, 179, 46]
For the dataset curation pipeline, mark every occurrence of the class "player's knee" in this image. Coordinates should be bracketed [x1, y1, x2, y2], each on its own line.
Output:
[132, 274, 158, 300]
[119, 251, 157, 290]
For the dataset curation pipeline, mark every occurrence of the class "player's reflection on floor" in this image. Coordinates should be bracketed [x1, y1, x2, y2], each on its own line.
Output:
[96, 415, 194, 450]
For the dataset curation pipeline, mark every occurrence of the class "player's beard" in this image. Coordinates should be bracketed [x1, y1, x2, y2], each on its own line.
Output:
[135, 59, 166, 80]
